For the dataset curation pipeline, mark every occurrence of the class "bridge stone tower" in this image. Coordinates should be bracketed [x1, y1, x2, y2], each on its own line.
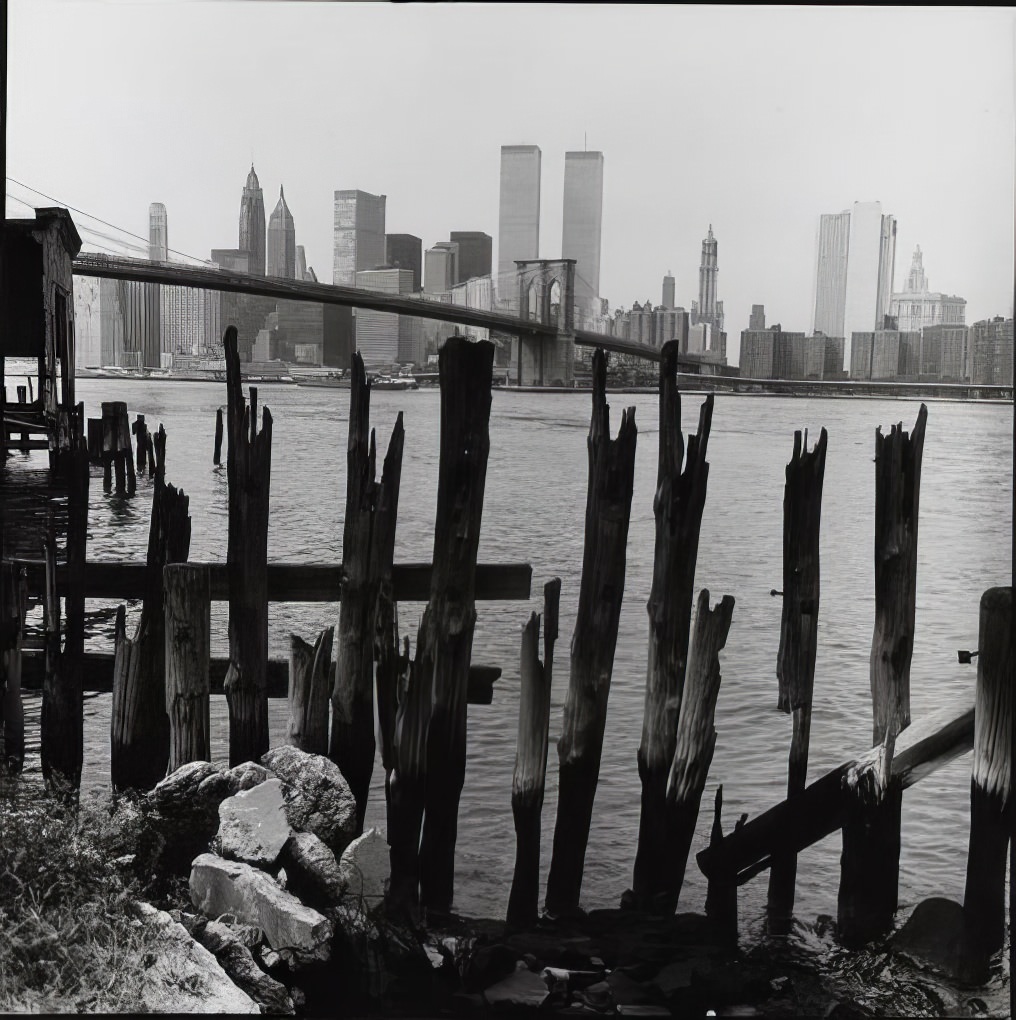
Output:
[514, 258, 575, 386]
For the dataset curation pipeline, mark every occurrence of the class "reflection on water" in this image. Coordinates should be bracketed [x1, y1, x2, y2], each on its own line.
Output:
[28, 382, 1013, 956]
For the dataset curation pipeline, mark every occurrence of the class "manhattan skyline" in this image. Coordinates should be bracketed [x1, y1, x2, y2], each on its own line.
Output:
[5, 3, 1013, 366]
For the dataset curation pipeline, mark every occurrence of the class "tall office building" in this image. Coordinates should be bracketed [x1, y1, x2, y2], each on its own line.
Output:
[969, 317, 1014, 385]
[889, 247, 966, 332]
[354, 268, 419, 366]
[333, 190, 386, 286]
[662, 273, 675, 309]
[749, 304, 766, 330]
[696, 225, 720, 329]
[266, 186, 296, 279]
[385, 234, 422, 291]
[149, 203, 168, 262]
[562, 151, 604, 304]
[497, 145, 541, 279]
[424, 243, 458, 295]
[813, 201, 896, 367]
[239, 165, 266, 276]
[295, 245, 308, 281]
[450, 231, 492, 283]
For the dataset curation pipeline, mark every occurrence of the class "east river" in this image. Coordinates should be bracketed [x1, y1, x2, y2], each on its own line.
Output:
[36, 379, 1014, 947]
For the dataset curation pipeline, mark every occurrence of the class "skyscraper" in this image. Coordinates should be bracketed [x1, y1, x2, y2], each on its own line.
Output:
[497, 145, 541, 279]
[149, 202, 168, 262]
[749, 304, 766, 330]
[662, 273, 675, 310]
[889, 247, 966, 332]
[333, 190, 386, 286]
[450, 231, 492, 283]
[813, 201, 896, 367]
[266, 185, 296, 279]
[385, 234, 422, 291]
[295, 245, 308, 281]
[239, 166, 266, 275]
[695, 225, 719, 329]
[562, 151, 604, 304]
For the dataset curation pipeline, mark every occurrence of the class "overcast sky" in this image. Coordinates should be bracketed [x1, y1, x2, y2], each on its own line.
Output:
[7, 2, 1014, 364]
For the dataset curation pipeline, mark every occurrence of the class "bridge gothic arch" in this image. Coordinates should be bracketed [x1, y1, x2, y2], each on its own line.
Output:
[513, 259, 576, 386]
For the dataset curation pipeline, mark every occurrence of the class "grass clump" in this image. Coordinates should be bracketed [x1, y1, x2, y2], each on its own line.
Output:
[0, 782, 166, 1013]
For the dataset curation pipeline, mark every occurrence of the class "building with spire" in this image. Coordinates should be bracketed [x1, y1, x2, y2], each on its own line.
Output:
[239, 165, 266, 276]
[691, 226, 723, 333]
[889, 246, 966, 333]
[267, 185, 296, 279]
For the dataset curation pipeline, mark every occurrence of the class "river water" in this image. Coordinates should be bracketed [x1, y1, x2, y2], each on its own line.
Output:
[16, 378, 1014, 943]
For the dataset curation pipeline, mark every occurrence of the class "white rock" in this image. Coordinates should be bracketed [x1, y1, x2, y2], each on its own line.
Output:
[337, 828, 390, 911]
[217, 778, 291, 867]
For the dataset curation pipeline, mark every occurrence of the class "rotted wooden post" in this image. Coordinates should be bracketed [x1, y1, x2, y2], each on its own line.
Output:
[287, 628, 333, 756]
[213, 407, 224, 466]
[665, 590, 735, 911]
[223, 326, 272, 766]
[507, 578, 561, 928]
[704, 786, 738, 944]
[1, 559, 28, 774]
[111, 426, 191, 792]
[164, 563, 211, 772]
[546, 349, 638, 917]
[417, 337, 494, 917]
[961, 587, 1012, 969]
[630, 340, 713, 913]
[132, 414, 147, 474]
[838, 403, 927, 947]
[331, 353, 405, 832]
[767, 427, 828, 935]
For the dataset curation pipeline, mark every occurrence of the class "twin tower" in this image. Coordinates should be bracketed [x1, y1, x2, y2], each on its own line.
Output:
[497, 146, 604, 310]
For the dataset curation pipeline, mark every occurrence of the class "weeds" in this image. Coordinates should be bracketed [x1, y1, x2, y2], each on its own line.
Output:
[0, 781, 166, 1013]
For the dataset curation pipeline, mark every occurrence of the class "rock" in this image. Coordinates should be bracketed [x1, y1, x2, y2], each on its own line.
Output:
[482, 961, 550, 1009]
[217, 778, 291, 867]
[228, 761, 271, 791]
[338, 828, 389, 911]
[283, 830, 345, 904]
[651, 958, 696, 996]
[261, 746, 357, 855]
[891, 897, 968, 980]
[575, 979, 613, 1011]
[135, 902, 259, 1014]
[607, 970, 665, 1007]
[190, 852, 333, 963]
[195, 919, 295, 1015]
[465, 943, 522, 992]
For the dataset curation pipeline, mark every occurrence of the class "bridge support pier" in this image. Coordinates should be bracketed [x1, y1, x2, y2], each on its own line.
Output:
[517, 334, 574, 388]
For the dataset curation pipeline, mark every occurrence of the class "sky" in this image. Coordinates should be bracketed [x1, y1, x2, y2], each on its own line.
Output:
[6, 2, 1015, 365]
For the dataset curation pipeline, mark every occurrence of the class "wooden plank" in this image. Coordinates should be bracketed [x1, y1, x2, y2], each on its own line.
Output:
[695, 696, 975, 883]
[20, 649, 501, 704]
[13, 560, 532, 603]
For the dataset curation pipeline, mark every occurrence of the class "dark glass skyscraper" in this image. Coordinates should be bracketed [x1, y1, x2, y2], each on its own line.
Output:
[267, 185, 296, 279]
[449, 231, 492, 283]
[239, 165, 266, 276]
[385, 233, 422, 291]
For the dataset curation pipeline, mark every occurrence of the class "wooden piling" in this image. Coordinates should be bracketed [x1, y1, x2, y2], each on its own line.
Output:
[223, 326, 272, 766]
[87, 418, 103, 463]
[767, 428, 828, 934]
[145, 427, 156, 478]
[838, 404, 927, 947]
[1, 560, 27, 773]
[102, 401, 134, 496]
[16, 385, 27, 451]
[110, 426, 191, 792]
[332, 354, 405, 831]
[287, 628, 333, 756]
[546, 349, 638, 917]
[631, 341, 713, 913]
[416, 337, 494, 916]
[705, 786, 738, 944]
[133, 414, 147, 473]
[164, 563, 211, 772]
[507, 577, 561, 928]
[665, 590, 735, 910]
[213, 407, 223, 466]
[961, 586, 1012, 964]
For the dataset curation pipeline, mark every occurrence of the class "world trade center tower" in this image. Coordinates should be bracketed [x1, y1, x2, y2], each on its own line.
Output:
[497, 145, 541, 281]
[562, 150, 604, 306]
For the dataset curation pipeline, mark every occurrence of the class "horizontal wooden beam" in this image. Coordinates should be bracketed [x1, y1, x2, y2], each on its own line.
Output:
[21, 650, 502, 705]
[12, 559, 532, 603]
[696, 697, 975, 882]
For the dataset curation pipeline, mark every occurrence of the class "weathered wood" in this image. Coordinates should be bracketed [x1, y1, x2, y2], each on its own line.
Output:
[164, 563, 211, 772]
[417, 337, 495, 916]
[213, 407, 223, 466]
[332, 355, 405, 832]
[132, 414, 147, 473]
[546, 349, 638, 916]
[507, 577, 562, 928]
[696, 697, 975, 882]
[223, 325, 272, 766]
[286, 627, 333, 756]
[631, 341, 713, 912]
[87, 417, 103, 463]
[962, 587, 1012, 961]
[664, 590, 735, 911]
[767, 427, 828, 934]
[1, 560, 27, 773]
[16, 558, 532, 603]
[110, 426, 191, 792]
[838, 404, 927, 947]
[704, 786, 737, 944]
